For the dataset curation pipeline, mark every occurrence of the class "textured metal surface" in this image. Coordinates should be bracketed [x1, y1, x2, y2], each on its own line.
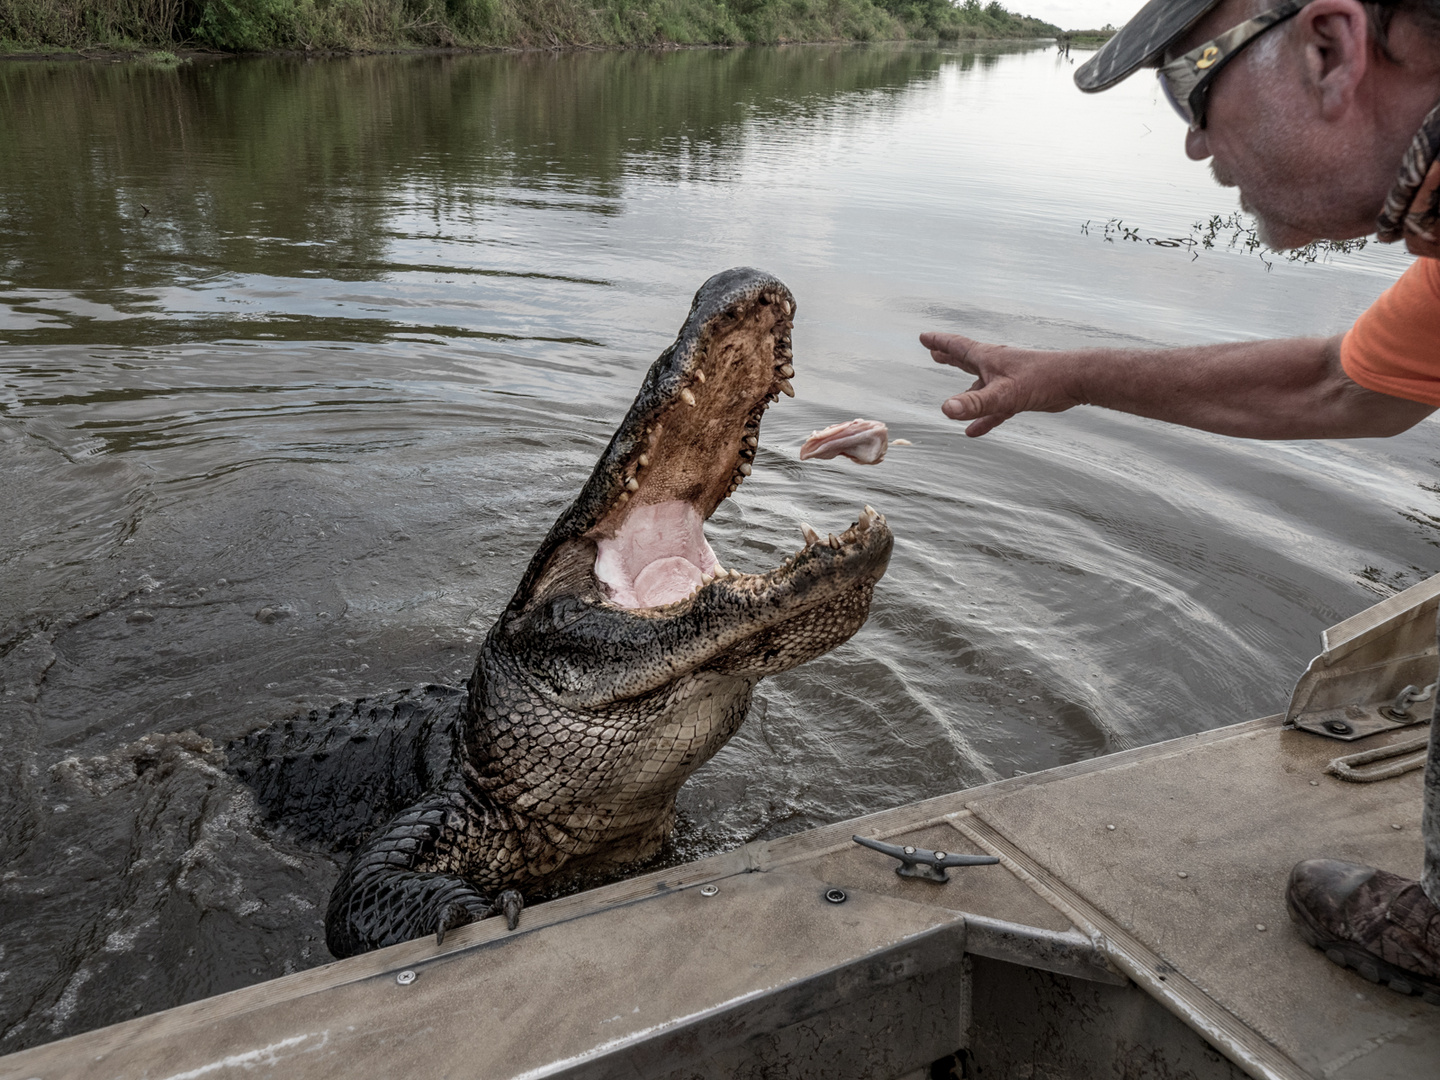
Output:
[1286, 570, 1440, 741]
[967, 955, 1249, 1080]
[558, 932, 969, 1080]
[0, 872, 962, 1080]
[963, 913, 1127, 986]
[965, 720, 1439, 1080]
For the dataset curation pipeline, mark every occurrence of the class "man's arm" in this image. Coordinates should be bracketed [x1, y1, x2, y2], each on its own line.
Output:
[921, 332, 1435, 440]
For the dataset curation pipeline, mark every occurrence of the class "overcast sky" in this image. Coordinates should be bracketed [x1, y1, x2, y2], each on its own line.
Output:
[1019, 0, 1137, 30]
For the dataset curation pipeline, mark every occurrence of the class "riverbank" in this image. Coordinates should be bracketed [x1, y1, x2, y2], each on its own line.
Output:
[0, 0, 1059, 55]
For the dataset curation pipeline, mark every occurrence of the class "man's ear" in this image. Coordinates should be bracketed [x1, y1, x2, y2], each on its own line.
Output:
[1294, 0, 1372, 119]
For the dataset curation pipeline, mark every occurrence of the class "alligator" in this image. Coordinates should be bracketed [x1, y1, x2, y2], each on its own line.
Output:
[247, 268, 894, 958]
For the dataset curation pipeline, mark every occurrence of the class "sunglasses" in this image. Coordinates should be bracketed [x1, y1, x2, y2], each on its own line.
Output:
[1156, 0, 1314, 129]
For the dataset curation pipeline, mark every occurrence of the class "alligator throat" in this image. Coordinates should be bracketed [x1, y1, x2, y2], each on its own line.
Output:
[594, 501, 719, 608]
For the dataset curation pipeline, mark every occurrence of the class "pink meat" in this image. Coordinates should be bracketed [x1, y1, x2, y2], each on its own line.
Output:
[798, 419, 889, 465]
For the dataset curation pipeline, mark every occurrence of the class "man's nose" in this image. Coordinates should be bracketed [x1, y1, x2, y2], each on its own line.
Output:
[1185, 126, 1211, 161]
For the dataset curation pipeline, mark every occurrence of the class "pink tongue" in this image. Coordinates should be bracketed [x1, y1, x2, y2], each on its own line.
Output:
[632, 556, 704, 607]
[594, 500, 720, 609]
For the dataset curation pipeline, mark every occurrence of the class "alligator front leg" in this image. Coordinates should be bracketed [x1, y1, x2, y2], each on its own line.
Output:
[324, 791, 523, 958]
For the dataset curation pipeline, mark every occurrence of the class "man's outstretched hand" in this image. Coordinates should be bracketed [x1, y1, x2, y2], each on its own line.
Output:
[921, 330, 1433, 441]
[921, 332, 1087, 437]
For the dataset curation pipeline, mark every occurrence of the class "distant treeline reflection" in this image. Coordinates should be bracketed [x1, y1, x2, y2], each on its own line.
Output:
[0, 45, 1034, 346]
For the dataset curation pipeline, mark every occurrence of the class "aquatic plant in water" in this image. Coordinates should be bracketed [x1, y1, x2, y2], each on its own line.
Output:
[1081, 212, 1369, 270]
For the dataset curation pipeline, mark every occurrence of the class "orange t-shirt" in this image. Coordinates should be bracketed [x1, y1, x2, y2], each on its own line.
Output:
[1341, 256, 1440, 405]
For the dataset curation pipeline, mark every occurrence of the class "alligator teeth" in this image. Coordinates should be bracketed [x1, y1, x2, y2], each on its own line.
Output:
[857, 505, 877, 532]
[619, 492, 630, 502]
[777, 379, 795, 398]
[781, 299, 792, 315]
[828, 533, 842, 549]
[713, 565, 726, 578]
[737, 462, 752, 476]
[695, 369, 706, 384]
[638, 453, 649, 468]
[744, 434, 758, 447]
[680, 388, 697, 407]
[801, 523, 821, 546]
[777, 363, 794, 378]
[624, 477, 640, 492]
[701, 573, 714, 585]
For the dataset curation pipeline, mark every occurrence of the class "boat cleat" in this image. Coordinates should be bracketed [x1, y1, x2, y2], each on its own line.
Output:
[852, 834, 1000, 883]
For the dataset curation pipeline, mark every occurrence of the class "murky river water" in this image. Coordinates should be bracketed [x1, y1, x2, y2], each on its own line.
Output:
[1, 43, 1436, 1048]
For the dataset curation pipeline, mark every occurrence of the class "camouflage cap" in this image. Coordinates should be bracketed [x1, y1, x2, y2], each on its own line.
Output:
[1074, 0, 1225, 91]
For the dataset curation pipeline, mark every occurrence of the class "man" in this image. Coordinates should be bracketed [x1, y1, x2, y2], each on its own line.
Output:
[922, 0, 1440, 1000]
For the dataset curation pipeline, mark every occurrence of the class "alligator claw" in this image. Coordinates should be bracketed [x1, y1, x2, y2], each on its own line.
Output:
[435, 900, 477, 946]
[499, 889, 523, 931]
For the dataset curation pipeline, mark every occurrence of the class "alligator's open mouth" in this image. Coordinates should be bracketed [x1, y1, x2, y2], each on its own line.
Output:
[577, 270, 888, 613]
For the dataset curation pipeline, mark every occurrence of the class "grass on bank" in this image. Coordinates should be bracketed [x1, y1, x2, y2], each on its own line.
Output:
[1056, 25, 1115, 47]
[0, 0, 1060, 54]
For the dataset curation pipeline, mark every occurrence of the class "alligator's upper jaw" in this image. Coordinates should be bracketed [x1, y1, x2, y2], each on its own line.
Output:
[510, 267, 888, 622]
[588, 274, 797, 607]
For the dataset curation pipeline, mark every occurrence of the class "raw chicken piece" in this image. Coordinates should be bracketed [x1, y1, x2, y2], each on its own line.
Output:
[799, 418, 889, 464]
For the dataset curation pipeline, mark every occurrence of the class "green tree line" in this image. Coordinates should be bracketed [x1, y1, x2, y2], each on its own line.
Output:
[1, 0, 1058, 54]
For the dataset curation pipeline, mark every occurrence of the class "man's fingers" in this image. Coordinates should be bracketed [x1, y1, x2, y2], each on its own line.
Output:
[942, 389, 997, 421]
[921, 332, 981, 372]
[930, 348, 979, 374]
[943, 388, 1013, 438]
[966, 414, 1012, 438]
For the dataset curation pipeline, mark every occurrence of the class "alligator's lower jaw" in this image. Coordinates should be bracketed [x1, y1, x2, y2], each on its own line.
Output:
[594, 502, 887, 611]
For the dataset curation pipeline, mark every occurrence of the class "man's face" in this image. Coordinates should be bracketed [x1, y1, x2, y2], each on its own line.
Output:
[1165, 0, 1389, 247]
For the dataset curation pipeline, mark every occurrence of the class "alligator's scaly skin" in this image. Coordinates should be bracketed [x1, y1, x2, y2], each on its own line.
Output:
[323, 268, 893, 957]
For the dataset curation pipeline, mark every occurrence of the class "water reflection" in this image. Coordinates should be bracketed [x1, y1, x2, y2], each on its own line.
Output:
[0, 48, 952, 323]
[2, 42, 1438, 1050]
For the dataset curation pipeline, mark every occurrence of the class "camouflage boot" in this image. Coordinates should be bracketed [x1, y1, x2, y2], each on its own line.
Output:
[1286, 859, 1440, 1004]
